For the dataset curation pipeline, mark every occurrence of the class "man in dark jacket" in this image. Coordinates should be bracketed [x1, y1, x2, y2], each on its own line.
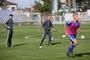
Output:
[4, 14, 13, 48]
[39, 16, 54, 48]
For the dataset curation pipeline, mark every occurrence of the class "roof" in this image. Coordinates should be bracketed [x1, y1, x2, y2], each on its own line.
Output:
[5, 1, 17, 5]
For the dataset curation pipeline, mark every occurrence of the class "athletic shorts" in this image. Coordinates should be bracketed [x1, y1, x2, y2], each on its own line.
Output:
[68, 34, 76, 41]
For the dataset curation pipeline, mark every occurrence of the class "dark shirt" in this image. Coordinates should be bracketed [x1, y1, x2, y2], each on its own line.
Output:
[5, 18, 13, 30]
[42, 20, 53, 31]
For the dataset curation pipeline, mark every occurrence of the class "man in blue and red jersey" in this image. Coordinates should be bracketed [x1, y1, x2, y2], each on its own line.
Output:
[64, 13, 80, 57]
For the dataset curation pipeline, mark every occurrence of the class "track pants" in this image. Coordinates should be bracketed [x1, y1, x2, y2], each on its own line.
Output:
[7, 29, 13, 47]
[40, 30, 52, 46]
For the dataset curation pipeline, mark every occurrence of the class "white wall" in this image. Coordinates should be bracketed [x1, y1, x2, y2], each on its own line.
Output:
[7, 5, 17, 11]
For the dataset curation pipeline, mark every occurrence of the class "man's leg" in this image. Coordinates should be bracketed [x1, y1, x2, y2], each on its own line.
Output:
[67, 35, 77, 56]
[47, 31, 52, 45]
[7, 30, 13, 48]
[40, 31, 47, 46]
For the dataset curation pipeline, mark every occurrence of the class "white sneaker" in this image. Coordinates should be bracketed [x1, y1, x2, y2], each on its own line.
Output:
[39, 46, 43, 48]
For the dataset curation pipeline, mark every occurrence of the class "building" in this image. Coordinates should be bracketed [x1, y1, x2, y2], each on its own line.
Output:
[6, 1, 17, 11]
[0, 0, 17, 11]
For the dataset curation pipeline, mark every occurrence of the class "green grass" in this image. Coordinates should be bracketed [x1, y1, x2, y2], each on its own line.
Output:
[0, 24, 90, 60]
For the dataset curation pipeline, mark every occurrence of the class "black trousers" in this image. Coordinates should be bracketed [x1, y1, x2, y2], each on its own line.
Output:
[40, 30, 52, 46]
[7, 29, 13, 47]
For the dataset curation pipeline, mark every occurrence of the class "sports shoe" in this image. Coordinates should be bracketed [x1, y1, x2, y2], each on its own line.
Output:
[66, 52, 72, 57]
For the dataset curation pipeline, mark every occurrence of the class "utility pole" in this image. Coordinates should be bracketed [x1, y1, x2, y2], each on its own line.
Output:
[52, 0, 58, 15]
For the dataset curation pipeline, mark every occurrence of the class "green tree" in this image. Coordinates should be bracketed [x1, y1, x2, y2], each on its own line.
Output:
[58, 0, 61, 9]
[34, 0, 52, 13]
[0, 0, 6, 7]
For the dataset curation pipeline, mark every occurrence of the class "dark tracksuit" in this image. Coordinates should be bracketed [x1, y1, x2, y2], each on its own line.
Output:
[40, 20, 53, 46]
[5, 18, 13, 47]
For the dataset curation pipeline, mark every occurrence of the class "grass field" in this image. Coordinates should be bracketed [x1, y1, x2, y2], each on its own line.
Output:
[0, 24, 90, 60]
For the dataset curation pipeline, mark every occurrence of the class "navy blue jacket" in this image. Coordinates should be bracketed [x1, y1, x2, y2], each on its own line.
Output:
[42, 20, 53, 31]
[5, 18, 13, 30]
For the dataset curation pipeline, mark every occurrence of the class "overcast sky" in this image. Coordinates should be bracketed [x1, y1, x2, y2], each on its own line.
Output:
[7, 0, 38, 8]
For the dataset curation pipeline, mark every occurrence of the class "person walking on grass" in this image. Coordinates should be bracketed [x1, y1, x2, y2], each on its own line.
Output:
[64, 13, 80, 57]
[39, 16, 55, 48]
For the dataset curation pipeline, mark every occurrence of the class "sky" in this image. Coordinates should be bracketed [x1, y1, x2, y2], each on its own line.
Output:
[7, 0, 38, 8]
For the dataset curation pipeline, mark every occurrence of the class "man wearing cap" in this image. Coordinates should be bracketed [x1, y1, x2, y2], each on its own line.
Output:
[4, 14, 14, 48]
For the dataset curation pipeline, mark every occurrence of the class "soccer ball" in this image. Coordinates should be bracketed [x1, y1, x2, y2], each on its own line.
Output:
[62, 34, 66, 38]
[81, 35, 85, 39]
[25, 36, 28, 39]
[51, 37, 54, 40]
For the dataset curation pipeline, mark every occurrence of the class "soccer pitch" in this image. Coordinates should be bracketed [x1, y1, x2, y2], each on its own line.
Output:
[0, 24, 90, 60]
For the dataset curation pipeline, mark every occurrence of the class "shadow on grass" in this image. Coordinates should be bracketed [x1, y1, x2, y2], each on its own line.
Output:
[52, 42, 61, 45]
[73, 52, 90, 57]
[14, 43, 28, 47]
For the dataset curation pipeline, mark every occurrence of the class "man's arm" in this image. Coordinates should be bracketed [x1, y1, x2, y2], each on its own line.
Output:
[3, 21, 8, 29]
[49, 20, 56, 32]
[39, 21, 45, 32]
[50, 20, 53, 28]
[64, 21, 71, 35]
[77, 21, 80, 33]
[64, 24, 68, 35]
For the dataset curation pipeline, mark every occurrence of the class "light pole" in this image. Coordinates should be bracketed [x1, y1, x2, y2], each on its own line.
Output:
[52, 0, 58, 15]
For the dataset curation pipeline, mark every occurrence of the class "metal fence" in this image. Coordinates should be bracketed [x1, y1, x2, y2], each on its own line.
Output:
[0, 10, 41, 24]
[0, 9, 90, 25]
[0, 9, 64, 25]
